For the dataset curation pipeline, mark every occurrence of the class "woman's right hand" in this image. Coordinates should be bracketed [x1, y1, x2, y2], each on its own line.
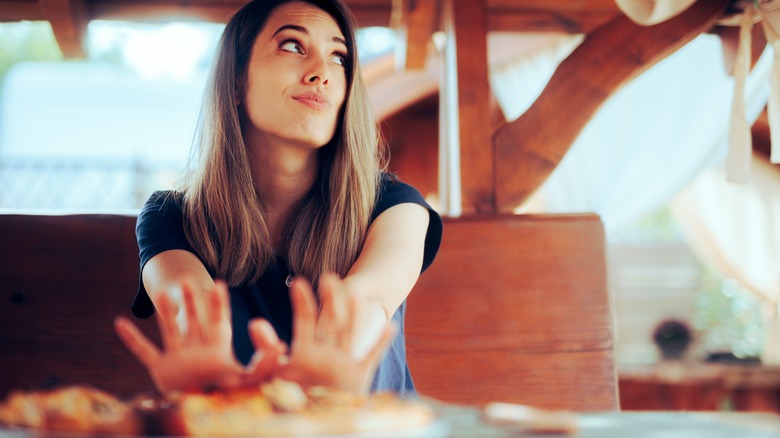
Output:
[277, 275, 396, 394]
[114, 278, 285, 394]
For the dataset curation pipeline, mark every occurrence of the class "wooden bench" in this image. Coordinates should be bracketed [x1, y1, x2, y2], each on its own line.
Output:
[407, 214, 617, 411]
[0, 213, 617, 411]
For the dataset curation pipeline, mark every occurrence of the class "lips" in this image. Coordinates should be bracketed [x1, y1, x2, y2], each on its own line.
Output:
[292, 92, 333, 111]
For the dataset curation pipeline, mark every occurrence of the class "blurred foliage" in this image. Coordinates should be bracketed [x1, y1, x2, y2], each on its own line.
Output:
[614, 205, 766, 360]
[0, 21, 62, 87]
[610, 206, 686, 243]
[693, 272, 765, 359]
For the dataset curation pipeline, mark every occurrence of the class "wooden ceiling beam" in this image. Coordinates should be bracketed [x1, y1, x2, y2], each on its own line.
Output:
[493, 0, 732, 212]
[487, 9, 620, 34]
[38, 0, 88, 58]
[0, 1, 42, 21]
[63, 1, 393, 26]
[0, 0, 618, 31]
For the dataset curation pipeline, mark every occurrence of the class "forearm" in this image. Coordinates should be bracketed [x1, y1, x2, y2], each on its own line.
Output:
[143, 250, 215, 309]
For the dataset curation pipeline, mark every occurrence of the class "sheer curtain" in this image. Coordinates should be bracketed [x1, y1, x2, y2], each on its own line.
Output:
[670, 156, 780, 363]
[495, 35, 772, 235]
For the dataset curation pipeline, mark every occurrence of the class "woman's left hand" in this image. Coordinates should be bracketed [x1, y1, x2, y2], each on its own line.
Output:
[278, 275, 396, 394]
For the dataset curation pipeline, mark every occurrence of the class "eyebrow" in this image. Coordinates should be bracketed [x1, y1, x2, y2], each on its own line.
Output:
[272, 24, 347, 47]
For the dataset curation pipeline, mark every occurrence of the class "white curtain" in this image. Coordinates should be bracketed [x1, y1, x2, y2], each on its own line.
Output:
[670, 156, 780, 363]
[494, 35, 772, 235]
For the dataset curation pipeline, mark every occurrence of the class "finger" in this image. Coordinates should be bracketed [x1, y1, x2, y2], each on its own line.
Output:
[339, 292, 359, 351]
[181, 278, 205, 343]
[156, 291, 182, 351]
[290, 277, 318, 346]
[320, 273, 348, 341]
[316, 276, 336, 342]
[359, 323, 398, 369]
[246, 319, 284, 382]
[205, 280, 231, 343]
[114, 316, 161, 368]
[248, 318, 280, 353]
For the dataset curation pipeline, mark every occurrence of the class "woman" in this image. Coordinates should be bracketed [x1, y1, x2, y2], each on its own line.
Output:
[114, 0, 442, 396]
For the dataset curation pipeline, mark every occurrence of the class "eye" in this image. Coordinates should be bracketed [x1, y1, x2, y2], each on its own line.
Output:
[280, 40, 303, 54]
[329, 53, 347, 67]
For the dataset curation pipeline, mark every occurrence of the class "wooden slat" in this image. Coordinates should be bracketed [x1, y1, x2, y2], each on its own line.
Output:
[38, 0, 87, 58]
[493, 0, 731, 212]
[406, 214, 617, 410]
[450, 0, 494, 214]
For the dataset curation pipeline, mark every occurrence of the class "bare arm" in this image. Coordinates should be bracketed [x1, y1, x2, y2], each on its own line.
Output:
[141, 249, 215, 310]
[318, 203, 430, 359]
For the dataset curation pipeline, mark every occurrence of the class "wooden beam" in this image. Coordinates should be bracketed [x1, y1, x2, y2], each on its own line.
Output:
[392, 0, 438, 70]
[493, 0, 731, 212]
[0, 1, 43, 21]
[450, 0, 494, 214]
[485, 0, 619, 32]
[487, 9, 620, 34]
[38, 0, 88, 59]
[0, 0, 619, 32]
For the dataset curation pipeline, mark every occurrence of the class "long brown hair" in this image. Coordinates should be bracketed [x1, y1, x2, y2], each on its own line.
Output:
[181, 0, 384, 288]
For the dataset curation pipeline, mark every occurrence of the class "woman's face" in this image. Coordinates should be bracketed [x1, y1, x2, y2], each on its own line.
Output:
[241, 1, 349, 150]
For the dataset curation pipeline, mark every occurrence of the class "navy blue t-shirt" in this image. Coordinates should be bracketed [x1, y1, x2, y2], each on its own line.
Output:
[131, 173, 442, 397]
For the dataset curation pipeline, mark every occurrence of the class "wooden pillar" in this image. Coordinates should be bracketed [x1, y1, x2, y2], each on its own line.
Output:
[38, 0, 88, 59]
[439, 0, 494, 216]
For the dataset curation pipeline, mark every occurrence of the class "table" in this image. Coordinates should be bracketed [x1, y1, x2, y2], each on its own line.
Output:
[619, 362, 780, 412]
[1, 404, 779, 438]
[434, 403, 780, 437]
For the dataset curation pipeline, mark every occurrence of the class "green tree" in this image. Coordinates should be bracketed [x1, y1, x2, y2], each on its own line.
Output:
[0, 21, 62, 87]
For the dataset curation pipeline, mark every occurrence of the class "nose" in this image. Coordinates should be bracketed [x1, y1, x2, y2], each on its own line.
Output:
[304, 54, 329, 86]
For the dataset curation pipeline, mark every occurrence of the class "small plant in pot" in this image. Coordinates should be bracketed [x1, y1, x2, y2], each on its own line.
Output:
[652, 319, 693, 360]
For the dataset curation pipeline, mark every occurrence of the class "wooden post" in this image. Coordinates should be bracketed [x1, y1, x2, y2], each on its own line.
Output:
[439, 0, 494, 216]
[38, 0, 88, 59]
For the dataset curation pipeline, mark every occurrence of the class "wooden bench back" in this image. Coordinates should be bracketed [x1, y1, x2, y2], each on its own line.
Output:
[406, 214, 618, 411]
[0, 214, 157, 397]
[0, 213, 617, 411]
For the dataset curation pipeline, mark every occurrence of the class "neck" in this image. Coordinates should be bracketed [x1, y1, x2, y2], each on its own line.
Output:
[246, 136, 320, 243]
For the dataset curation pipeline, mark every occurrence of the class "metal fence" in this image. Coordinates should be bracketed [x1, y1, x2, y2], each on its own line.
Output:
[0, 157, 181, 211]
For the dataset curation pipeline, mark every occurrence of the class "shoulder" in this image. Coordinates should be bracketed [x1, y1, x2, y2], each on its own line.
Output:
[140, 190, 184, 215]
[373, 173, 428, 220]
[136, 190, 187, 240]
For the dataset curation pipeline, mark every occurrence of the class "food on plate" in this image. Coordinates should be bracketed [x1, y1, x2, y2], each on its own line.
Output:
[0, 385, 142, 435]
[0, 379, 436, 436]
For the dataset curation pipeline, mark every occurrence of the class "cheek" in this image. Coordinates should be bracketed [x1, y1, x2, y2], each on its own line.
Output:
[334, 76, 348, 108]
